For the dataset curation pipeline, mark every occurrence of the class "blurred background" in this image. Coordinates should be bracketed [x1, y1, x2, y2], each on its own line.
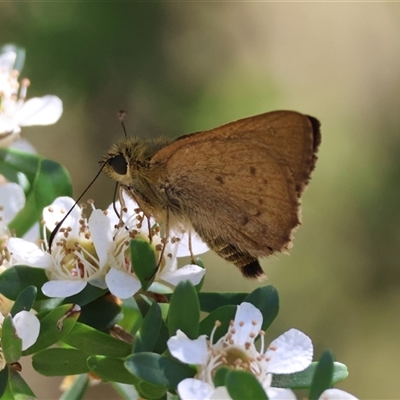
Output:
[2, 2, 400, 399]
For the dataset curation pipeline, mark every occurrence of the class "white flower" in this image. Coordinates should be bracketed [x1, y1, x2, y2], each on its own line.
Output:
[168, 302, 313, 396]
[7, 197, 108, 297]
[0, 310, 40, 359]
[318, 388, 359, 400]
[104, 194, 206, 299]
[0, 182, 39, 267]
[0, 45, 62, 146]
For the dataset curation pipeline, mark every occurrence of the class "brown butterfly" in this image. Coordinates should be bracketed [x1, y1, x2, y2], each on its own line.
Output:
[101, 111, 321, 279]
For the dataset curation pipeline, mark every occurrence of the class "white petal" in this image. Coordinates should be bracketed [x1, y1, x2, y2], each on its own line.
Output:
[319, 389, 359, 400]
[42, 280, 87, 298]
[161, 264, 205, 286]
[89, 209, 112, 266]
[267, 388, 297, 400]
[265, 328, 313, 374]
[0, 183, 25, 224]
[7, 238, 53, 268]
[15, 95, 63, 127]
[43, 197, 79, 234]
[88, 277, 108, 289]
[177, 378, 214, 400]
[105, 268, 141, 299]
[22, 222, 40, 243]
[231, 302, 263, 346]
[0, 49, 16, 72]
[175, 231, 209, 258]
[209, 386, 232, 400]
[167, 329, 208, 365]
[0, 116, 20, 138]
[13, 311, 40, 350]
[10, 138, 37, 154]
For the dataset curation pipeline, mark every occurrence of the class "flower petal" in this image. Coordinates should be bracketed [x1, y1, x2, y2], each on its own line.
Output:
[161, 264, 205, 286]
[319, 389, 359, 400]
[167, 329, 208, 365]
[42, 197, 79, 234]
[89, 209, 112, 266]
[7, 238, 53, 268]
[209, 386, 232, 400]
[265, 328, 313, 374]
[267, 388, 297, 400]
[231, 302, 263, 346]
[15, 95, 63, 127]
[176, 232, 209, 258]
[42, 280, 87, 298]
[10, 138, 37, 153]
[0, 183, 25, 224]
[105, 268, 141, 299]
[177, 378, 215, 400]
[13, 310, 40, 350]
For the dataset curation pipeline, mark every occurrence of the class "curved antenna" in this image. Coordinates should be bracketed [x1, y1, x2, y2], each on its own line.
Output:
[118, 110, 128, 139]
[48, 162, 109, 251]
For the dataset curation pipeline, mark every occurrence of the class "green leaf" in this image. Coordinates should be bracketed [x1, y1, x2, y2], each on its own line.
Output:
[199, 305, 236, 342]
[0, 266, 48, 301]
[8, 367, 36, 400]
[130, 239, 158, 292]
[125, 353, 195, 389]
[226, 370, 268, 400]
[78, 295, 122, 331]
[62, 322, 131, 358]
[136, 380, 166, 400]
[2, 316, 22, 364]
[0, 364, 8, 398]
[0, 149, 72, 237]
[272, 361, 348, 389]
[132, 302, 162, 353]
[23, 304, 80, 356]
[214, 366, 229, 387]
[198, 292, 248, 313]
[59, 374, 89, 400]
[153, 319, 169, 355]
[111, 382, 139, 400]
[63, 284, 107, 307]
[32, 348, 90, 376]
[244, 285, 279, 330]
[10, 286, 37, 317]
[119, 297, 143, 335]
[87, 355, 138, 384]
[168, 280, 199, 339]
[309, 351, 335, 400]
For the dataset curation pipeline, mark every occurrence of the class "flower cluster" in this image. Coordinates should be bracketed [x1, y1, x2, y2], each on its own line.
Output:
[7, 194, 208, 299]
[0, 44, 62, 149]
[168, 302, 358, 400]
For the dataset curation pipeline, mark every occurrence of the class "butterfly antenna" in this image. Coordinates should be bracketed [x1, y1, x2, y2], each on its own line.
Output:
[118, 110, 128, 139]
[48, 162, 109, 251]
[112, 181, 121, 220]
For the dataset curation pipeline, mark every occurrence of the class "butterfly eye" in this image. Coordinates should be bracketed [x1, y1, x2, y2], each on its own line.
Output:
[109, 154, 128, 175]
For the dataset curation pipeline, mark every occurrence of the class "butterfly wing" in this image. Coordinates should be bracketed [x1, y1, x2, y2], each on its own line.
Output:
[151, 111, 320, 262]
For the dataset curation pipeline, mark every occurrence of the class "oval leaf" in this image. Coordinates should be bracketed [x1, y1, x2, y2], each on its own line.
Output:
[10, 286, 37, 317]
[62, 322, 131, 358]
[23, 304, 80, 356]
[32, 348, 90, 376]
[0, 266, 48, 301]
[168, 280, 199, 339]
[87, 355, 138, 384]
[309, 351, 335, 400]
[226, 370, 268, 400]
[130, 239, 158, 292]
[125, 353, 195, 389]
